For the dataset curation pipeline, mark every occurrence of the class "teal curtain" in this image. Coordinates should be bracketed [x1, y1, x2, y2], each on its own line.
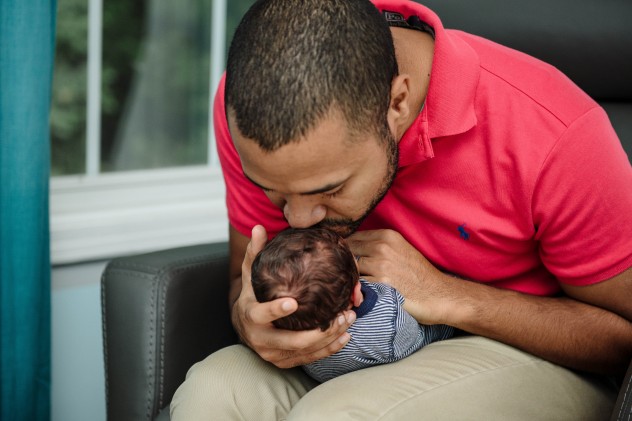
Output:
[0, 0, 56, 419]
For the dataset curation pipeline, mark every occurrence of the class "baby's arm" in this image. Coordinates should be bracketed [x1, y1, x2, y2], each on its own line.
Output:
[303, 283, 454, 382]
[392, 294, 454, 360]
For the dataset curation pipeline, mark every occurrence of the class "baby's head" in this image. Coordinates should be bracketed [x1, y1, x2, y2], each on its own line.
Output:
[251, 227, 359, 331]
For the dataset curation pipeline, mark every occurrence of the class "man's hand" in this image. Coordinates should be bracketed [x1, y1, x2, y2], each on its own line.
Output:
[347, 229, 632, 374]
[347, 229, 453, 325]
[231, 225, 356, 368]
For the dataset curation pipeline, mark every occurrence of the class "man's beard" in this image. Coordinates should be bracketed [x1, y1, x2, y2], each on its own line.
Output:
[314, 131, 398, 238]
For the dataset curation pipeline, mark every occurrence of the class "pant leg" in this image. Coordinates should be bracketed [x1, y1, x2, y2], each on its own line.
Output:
[288, 336, 617, 421]
[170, 345, 318, 421]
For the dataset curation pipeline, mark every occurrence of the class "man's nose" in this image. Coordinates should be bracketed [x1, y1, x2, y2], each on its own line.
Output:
[283, 197, 326, 228]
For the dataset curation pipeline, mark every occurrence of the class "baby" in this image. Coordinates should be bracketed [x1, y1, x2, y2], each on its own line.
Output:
[251, 227, 454, 382]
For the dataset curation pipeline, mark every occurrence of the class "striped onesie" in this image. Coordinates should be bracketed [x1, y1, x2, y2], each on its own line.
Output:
[303, 279, 454, 383]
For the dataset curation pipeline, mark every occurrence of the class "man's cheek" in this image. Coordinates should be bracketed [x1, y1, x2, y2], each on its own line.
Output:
[264, 192, 284, 208]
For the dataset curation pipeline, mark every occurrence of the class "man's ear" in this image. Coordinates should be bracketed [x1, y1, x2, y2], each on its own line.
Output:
[351, 281, 363, 307]
[387, 74, 412, 141]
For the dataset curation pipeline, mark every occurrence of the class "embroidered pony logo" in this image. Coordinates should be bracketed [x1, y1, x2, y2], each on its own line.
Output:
[458, 224, 470, 240]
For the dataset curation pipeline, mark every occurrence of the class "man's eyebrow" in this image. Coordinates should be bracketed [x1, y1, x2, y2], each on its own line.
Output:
[244, 173, 272, 191]
[300, 181, 345, 196]
[243, 173, 345, 196]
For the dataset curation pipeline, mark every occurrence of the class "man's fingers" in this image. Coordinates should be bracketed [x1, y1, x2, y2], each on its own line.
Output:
[241, 225, 268, 284]
[272, 332, 352, 368]
[249, 224, 268, 256]
[346, 229, 384, 256]
[247, 296, 298, 325]
[354, 254, 380, 278]
[256, 310, 355, 368]
[250, 308, 355, 360]
[347, 229, 384, 240]
[278, 309, 356, 353]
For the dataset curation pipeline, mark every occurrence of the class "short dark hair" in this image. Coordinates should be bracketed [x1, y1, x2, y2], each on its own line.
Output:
[251, 228, 359, 331]
[225, 0, 398, 151]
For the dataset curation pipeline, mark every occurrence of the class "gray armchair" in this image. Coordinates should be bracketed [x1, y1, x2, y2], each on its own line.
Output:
[101, 242, 632, 421]
[102, 243, 237, 420]
[101, 0, 632, 419]
[101, 243, 632, 421]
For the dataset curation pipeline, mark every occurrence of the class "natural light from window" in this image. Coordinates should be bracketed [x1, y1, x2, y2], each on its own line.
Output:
[50, 0, 257, 264]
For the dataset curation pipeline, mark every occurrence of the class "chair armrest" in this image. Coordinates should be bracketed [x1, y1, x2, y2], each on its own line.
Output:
[101, 242, 238, 421]
[612, 359, 632, 421]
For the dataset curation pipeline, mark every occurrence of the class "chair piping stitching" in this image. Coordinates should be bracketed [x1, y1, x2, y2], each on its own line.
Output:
[617, 373, 632, 421]
[101, 275, 110, 416]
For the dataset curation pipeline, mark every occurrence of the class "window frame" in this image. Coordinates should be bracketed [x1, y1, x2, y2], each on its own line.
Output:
[50, 0, 229, 265]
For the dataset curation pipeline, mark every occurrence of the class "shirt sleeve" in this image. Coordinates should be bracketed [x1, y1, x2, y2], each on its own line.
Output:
[392, 290, 454, 360]
[214, 74, 289, 238]
[532, 106, 632, 286]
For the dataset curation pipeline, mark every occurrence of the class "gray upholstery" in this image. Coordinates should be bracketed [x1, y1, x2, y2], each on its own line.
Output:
[101, 243, 237, 420]
[613, 361, 632, 421]
[101, 1, 632, 420]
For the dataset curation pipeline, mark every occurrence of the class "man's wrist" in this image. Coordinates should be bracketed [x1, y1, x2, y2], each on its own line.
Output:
[230, 300, 250, 347]
[429, 272, 480, 328]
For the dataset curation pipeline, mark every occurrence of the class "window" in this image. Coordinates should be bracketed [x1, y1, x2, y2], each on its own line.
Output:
[51, 0, 257, 264]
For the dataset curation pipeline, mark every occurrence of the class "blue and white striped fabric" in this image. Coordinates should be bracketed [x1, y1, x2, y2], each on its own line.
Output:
[303, 279, 454, 382]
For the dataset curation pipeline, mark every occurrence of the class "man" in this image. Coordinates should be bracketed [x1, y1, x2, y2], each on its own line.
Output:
[171, 0, 632, 419]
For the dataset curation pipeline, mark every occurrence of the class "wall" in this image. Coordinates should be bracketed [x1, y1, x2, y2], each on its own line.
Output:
[52, 261, 108, 421]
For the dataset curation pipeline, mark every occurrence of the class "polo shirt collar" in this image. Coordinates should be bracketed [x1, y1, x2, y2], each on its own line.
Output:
[373, 0, 480, 167]
[353, 279, 378, 319]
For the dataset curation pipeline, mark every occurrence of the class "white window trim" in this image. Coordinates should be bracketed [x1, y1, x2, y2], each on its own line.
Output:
[50, 166, 228, 265]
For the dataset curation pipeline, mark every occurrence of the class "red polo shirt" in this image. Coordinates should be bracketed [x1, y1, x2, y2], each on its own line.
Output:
[215, 0, 632, 295]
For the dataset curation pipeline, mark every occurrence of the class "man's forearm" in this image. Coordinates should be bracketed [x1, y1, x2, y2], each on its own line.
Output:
[429, 275, 632, 375]
[228, 275, 249, 346]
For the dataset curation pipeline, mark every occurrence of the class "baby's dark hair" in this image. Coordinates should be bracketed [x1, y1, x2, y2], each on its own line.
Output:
[251, 228, 359, 331]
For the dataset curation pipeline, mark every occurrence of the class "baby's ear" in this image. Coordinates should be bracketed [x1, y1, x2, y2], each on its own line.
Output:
[351, 281, 363, 307]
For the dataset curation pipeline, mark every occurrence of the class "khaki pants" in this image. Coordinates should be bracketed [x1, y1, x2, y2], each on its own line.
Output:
[171, 336, 617, 420]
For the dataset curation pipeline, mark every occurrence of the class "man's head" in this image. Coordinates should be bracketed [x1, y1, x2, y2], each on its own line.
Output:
[227, 0, 411, 236]
[251, 228, 360, 331]
[226, 0, 398, 151]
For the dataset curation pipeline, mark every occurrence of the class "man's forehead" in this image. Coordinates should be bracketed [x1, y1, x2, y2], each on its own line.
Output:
[227, 106, 367, 149]
[235, 136, 368, 196]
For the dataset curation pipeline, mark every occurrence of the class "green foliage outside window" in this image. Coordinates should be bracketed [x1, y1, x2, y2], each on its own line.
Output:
[51, 0, 88, 175]
[51, 0, 256, 176]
